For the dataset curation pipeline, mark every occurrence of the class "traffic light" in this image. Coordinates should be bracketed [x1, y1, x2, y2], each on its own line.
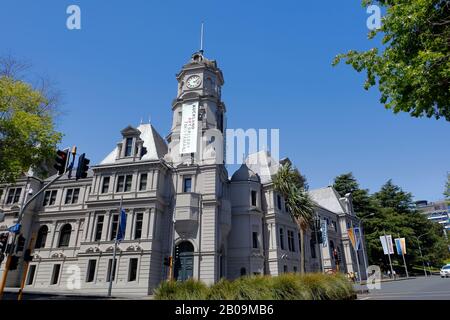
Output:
[164, 257, 170, 266]
[54, 149, 69, 175]
[9, 255, 19, 270]
[76, 153, 90, 180]
[24, 249, 33, 262]
[0, 233, 8, 254]
[16, 235, 26, 253]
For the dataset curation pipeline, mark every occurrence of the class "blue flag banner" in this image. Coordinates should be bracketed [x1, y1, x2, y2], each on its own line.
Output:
[117, 209, 127, 242]
[354, 227, 362, 250]
[8, 223, 21, 234]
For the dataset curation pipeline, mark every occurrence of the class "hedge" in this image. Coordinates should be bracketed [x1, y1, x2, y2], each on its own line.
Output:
[154, 273, 355, 300]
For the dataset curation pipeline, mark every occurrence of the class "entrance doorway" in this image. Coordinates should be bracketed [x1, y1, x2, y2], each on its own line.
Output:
[174, 241, 194, 282]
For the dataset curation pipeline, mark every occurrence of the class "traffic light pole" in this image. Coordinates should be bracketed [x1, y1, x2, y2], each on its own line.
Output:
[0, 172, 64, 299]
[17, 233, 36, 300]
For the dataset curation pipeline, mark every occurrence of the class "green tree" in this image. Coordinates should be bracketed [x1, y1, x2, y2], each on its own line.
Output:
[0, 56, 62, 183]
[333, 173, 374, 215]
[273, 162, 314, 274]
[372, 179, 413, 214]
[333, 0, 450, 121]
[445, 173, 450, 200]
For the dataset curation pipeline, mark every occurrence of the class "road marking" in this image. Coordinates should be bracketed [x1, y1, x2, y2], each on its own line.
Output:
[358, 297, 372, 300]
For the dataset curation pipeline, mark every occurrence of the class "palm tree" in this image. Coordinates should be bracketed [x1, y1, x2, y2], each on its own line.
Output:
[273, 162, 315, 274]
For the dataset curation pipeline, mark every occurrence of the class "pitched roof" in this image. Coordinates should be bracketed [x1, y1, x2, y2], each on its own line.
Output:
[308, 187, 346, 214]
[244, 150, 281, 184]
[100, 123, 167, 165]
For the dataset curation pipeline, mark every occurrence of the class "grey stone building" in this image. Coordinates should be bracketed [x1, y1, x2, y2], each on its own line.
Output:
[0, 51, 366, 297]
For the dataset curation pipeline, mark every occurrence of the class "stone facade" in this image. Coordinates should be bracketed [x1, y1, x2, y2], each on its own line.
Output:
[0, 52, 366, 297]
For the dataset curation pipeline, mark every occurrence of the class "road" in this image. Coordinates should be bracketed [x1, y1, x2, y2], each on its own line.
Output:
[358, 276, 450, 300]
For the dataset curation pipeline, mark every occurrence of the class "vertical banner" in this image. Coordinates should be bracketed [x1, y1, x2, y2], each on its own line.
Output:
[180, 102, 199, 155]
[320, 220, 328, 247]
[354, 227, 362, 250]
[379, 235, 395, 255]
[395, 238, 407, 255]
[348, 228, 356, 250]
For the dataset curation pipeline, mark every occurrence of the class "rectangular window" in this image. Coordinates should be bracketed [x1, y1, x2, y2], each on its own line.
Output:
[26, 265, 37, 285]
[277, 195, 282, 210]
[51, 264, 61, 285]
[298, 233, 302, 253]
[124, 175, 132, 192]
[101, 177, 110, 194]
[43, 190, 57, 206]
[183, 177, 192, 193]
[116, 176, 124, 192]
[251, 191, 257, 206]
[106, 259, 117, 282]
[252, 232, 259, 249]
[86, 259, 97, 283]
[139, 173, 147, 191]
[6, 188, 21, 204]
[95, 215, 104, 241]
[288, 230, 295, 252]
[125, 137, 133, 157]
[65, 188, 80, 204]
[134, 213, 143, 240]
[128, 258, 138, 282]
[116, 175, 132, 192]
[110, 214, 119, 240]
[279, 228, 285, 250]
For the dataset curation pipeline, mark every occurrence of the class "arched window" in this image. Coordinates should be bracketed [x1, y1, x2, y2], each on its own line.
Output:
[310, 238, 316, 258]
[35, 225, 48, 249]
[58, 224, 72, 248]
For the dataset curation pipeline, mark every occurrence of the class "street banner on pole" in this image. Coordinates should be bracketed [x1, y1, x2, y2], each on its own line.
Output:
[380, 235, 394, 255]
[320, 220, 328, 247]
[117, 209, 127, 243]
[395, 238, 407, 255]
[180, 102, 199, 155]
[354, 227, 362, 250]
[348, 228, 356, 250]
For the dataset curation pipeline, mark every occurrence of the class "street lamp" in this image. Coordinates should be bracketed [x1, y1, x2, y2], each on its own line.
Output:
[413, 232, 429, 278]
[357, 212, 375, 282]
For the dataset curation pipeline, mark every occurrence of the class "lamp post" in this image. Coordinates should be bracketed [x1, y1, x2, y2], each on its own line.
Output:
[357, 212, 375, 282]
[413, 232, 429, 278]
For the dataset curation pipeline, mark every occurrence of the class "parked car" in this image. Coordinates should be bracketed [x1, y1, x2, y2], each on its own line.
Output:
[440, 265, 450, 278]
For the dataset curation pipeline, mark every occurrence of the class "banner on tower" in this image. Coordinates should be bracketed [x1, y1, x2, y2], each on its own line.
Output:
[180, 102, 199, 155]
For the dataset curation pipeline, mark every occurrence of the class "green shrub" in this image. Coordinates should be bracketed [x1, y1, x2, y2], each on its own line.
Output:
[154, 273, 355, 300]
[154, 279, 209, 300]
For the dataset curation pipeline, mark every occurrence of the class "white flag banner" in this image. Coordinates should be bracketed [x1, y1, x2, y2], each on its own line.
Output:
[379, 235, 395, 255]
[180, 102, 199, 155]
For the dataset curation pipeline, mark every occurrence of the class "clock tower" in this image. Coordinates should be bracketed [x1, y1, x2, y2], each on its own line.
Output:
[165, 51, 231, 285]
[165, 51, 226, 166]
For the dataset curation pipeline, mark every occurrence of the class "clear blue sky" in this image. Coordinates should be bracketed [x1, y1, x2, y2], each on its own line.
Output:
[1, 0, 448, 201]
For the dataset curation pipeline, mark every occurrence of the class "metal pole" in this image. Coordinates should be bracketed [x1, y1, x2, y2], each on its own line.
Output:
[107, 197, 123, 297]
[315, 214, 324, 273]
[398, 234, 409, 278]
[417, 240, 427, 277]
[350, 220, 362, 284]
[359, 222, 369, 281]
[384, 231, 395, 280]
[17, 233, 36, 300]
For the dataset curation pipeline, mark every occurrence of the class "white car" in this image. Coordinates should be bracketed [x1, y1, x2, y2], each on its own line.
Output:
[440, 265, 450, 278]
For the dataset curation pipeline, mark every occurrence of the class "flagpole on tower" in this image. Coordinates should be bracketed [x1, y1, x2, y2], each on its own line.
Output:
[200, 22, 204, 54]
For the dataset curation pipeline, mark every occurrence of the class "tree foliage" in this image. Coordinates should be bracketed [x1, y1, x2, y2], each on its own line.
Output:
[273, 162, 315, 274]
[0, 56, 62, 183]
[333, 0, 450, 121]
[333, 173, 449, 270]
[445, 173, 450, 199]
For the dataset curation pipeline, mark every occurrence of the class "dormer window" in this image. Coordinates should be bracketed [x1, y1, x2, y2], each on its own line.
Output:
[125, 138, 133, 157]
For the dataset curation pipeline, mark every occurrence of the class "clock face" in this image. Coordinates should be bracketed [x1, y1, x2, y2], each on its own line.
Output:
[186, 75, 202, 89]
